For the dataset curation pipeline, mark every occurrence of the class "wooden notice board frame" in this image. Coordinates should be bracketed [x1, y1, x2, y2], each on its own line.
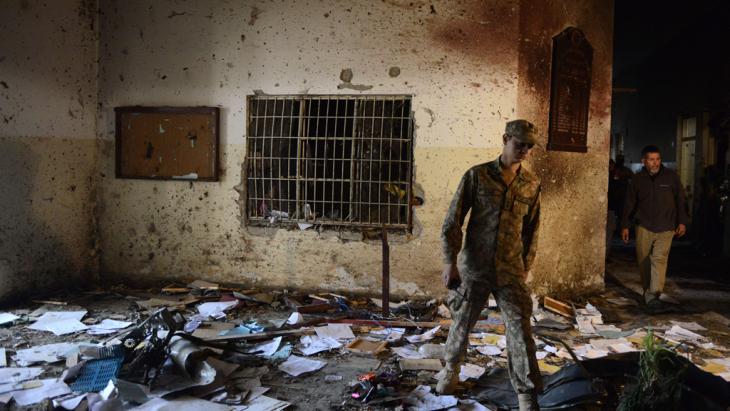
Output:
[115, 106, 220, 181]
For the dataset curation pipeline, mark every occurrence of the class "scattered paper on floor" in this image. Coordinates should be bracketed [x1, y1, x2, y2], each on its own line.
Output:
[405, 326, 440, 343]
[299, 335, 342, 356]
[277, 355, 326, 376]
[28, 311, 88, 335]
[197, 301, 238, 319]
[87, 319, 134, 335]
[406, 385, 457, 411]
[314, 324, 355, 340]
[12, 378, 71, 406]
[246, 337, 282, 357]
[476, 345, 502, 356]
[13, 343, 80, 366]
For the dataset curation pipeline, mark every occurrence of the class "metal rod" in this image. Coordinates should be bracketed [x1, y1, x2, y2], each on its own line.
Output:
[382, 227, 390, 317]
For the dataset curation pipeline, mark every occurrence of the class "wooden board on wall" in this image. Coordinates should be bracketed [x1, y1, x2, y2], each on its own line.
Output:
[115, 106, 220, 181]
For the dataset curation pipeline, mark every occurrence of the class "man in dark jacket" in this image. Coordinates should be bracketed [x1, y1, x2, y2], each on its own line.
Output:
[621, 145, 689, 306]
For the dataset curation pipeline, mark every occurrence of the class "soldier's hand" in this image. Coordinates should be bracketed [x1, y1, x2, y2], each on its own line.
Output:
[442, 264, 461, 289]
[675, 224, 686, 237]
[621, 228, 629, 244]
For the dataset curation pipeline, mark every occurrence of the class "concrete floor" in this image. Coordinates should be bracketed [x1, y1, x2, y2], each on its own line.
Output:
[0, 240, 729, 410]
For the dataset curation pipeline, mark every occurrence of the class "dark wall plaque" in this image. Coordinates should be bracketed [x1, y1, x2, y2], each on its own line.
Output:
[547, 27, 593, 153]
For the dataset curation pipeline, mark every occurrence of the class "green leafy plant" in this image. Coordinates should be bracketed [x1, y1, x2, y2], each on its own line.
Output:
[618, 329, 687, 411]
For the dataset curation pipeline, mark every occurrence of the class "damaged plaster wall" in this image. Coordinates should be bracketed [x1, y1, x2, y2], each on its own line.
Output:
[0, 0, 99, 302]
[96, 0, 613, 298]
[517, 1, 614, 296]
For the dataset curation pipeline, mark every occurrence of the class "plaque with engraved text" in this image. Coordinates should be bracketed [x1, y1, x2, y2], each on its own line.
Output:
[547, 27, 593, 153]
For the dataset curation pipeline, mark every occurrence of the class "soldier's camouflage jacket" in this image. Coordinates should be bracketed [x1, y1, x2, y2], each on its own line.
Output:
[441, 157, 541, 286]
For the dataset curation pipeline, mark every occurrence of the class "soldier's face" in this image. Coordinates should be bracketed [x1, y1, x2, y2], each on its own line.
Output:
[642, 152, 661, 175]
[502, 135, 533, 164]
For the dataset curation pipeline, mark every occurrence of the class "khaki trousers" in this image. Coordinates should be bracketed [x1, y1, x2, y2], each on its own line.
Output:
[444, 278, 542, 395]
[635, 225, 674, 301]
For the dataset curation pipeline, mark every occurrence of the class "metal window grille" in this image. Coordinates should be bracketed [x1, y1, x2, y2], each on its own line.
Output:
[245, 95, 414, 230]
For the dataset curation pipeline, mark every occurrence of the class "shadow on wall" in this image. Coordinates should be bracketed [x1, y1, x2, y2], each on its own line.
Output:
[0, 139, 78, 304]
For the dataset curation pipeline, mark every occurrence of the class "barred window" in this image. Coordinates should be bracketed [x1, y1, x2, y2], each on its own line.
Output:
[245, 95, 414, 230]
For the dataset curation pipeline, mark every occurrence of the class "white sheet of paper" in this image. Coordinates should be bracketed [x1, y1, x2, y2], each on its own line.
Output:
[197, 301, 238, 319]
[370, 327, 405, 342]
[406, 385, 457, 411]
[665, 325, 704, 341]
[53, 393, 86, 410]
[277, 355, 326, 376]
[589, 338, 631, 350]
[434, 363, 484, 382]
[29, 311, 86, 329]
[29, 311, 88, 335]
[314, 324, 355, 340]
[46, 320, 89, 336]
[246, 337, 282, 357]
[12, 378, 71, 406]
[234, 395, 291, 411]
[0, 348, 6, 367]
[576, 317, 596, 335]
[669, 321, 706, 331]
[544, 345, 558, 354]
[88, 319, 134, 335]
[405, 326, 440, 343]
[246, 386, 270, 403]
[0, 367, 43, 387]
[370, 327, 406, 335]
[392, 345, 424, 359]
[476, 345, 502, 356]
[13, 343, 79, 366]
[93, 319, 134, 330]
[99, 380, 117, 401]
[609, 343, 638, 353]
[0, 313, 19, 325]
[286, 312, 304, 325]
[130, 396, 233, 411]
[459, 363, 486, 381]
[299, 335, 341, 356]
[535, 351, 549, 360]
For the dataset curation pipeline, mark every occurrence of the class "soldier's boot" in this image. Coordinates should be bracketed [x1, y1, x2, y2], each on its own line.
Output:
[435, 363, 460, 394]
[517, 392, 539, 411]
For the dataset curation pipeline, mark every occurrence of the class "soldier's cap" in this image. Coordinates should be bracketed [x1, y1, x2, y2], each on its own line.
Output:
[505, 119, 539, 145]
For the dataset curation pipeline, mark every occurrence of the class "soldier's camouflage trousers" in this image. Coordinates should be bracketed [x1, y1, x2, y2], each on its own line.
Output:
[444, 278, 543, 394]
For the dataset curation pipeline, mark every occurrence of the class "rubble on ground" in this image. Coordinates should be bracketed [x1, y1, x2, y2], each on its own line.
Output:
[0, 281, 728, 410]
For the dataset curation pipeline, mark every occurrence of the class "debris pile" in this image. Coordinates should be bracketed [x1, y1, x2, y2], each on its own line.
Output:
[0, 282, 728, 410]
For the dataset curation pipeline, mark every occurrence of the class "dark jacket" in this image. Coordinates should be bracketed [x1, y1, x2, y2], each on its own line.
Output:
[621, 165, 689, 233]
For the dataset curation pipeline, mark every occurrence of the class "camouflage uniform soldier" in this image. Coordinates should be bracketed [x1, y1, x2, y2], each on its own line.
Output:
[437, 120, 542, 411]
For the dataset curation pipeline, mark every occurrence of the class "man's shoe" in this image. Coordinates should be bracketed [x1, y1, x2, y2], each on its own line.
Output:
[646, 298, 666, 314]
[518, 392, 540, 411]
[435, 363, 460, 394]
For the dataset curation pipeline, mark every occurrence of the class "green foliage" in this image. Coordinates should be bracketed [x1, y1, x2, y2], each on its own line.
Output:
[618, 329, 687, 411]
